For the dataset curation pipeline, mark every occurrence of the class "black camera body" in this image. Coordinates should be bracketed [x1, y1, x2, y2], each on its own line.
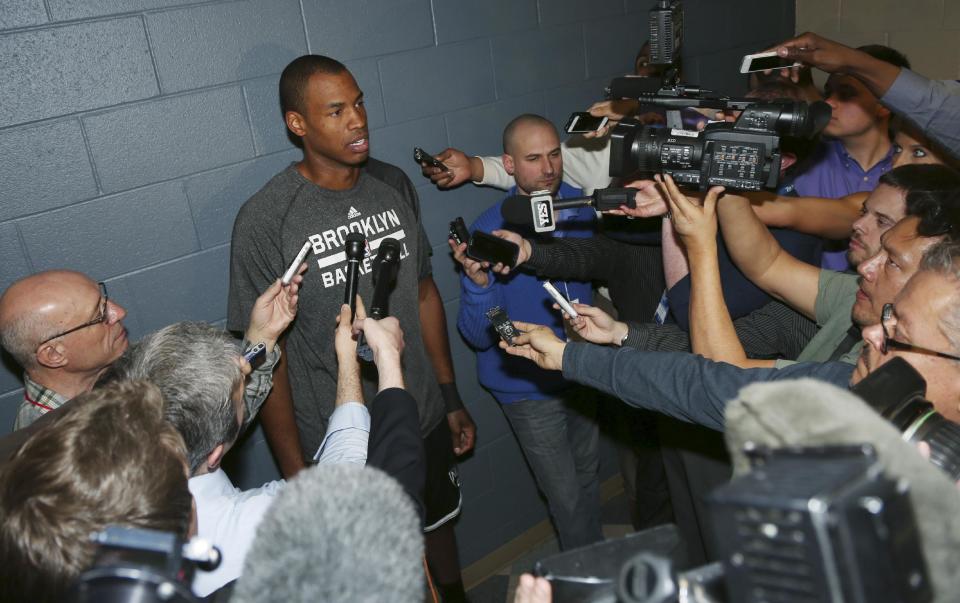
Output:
[608, 101, 831, 192]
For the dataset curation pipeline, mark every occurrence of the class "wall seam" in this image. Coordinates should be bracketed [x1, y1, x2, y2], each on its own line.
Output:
[429, 0, 439, 46]
[41, 0, 52, 21]
[140, 13, 165, 96]
[76, 117, 104, 195]
[239, 85, 260, 156]
[298, 0, 311, 53]
[488, 38, 500, 100]
[180, 179, 205, 250]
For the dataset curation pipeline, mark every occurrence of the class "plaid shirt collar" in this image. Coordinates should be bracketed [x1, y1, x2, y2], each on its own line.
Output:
[23, 374, 69, 414]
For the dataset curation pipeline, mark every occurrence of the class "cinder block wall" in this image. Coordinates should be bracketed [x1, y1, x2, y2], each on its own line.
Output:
[796, 0, 960, 78]
[0, 0, 794, 565]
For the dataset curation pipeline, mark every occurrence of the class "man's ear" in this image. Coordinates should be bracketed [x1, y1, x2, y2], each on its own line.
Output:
[285, 110, 307, 137]
[503, 154, 516, 176]
[206, 443, 227, 472]
[36, 342, 68, 369]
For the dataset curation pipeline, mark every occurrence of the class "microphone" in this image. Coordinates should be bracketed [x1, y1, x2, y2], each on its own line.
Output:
[342, 232, 366, 319]
[357, 238, 402, 361]
[500, 187, 638, 232]
[231, 464, 423, 603]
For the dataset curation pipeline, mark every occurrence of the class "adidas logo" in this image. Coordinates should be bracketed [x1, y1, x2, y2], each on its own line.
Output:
[347, 206, 361, 219]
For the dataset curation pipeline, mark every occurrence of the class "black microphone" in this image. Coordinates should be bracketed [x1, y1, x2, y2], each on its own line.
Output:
[357, 238, 402, 361]
[500, 187, 638, 232]
[343, 233, 366, 320]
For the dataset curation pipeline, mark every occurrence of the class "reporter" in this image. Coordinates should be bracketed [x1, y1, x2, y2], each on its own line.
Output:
[775, 32, 960, 159]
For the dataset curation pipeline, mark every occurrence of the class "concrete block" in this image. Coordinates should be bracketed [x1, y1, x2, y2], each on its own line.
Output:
[244, 75, 299, 156]
[98, 276, 145, 342]
[681, 0, 736, 55]
[433, 0, 538, 44]
[947, 1, 960, 28]
[888, 30, 960, 80]
[0, 222, 31, 295]
[146, 0, 306, 94]
[0, 18, 158, 128]
[444, 92, 545, 158]
[369, 116, 447, 182]
[456, 446, 495, 500]
[301, 0, 434, 61]
[379, 39, 496, 123]
[348, 57, 387, 131]
[0, 119, 97, 222]
[83, 87, 255, 193]
[121, 246, 230, 334]
[18, 181, 200, 279]
[184, 149, 300, 249]
[725, 0, 791, 50]
[538, 0, 624, 25]
[796, 0, 841, 32]
[492, 24, 587, 98]
[583, 12, 647, 79]
[843, 0, 944, 32]
[417, 182, 502, 262]
[46, 0, 200, 20]
[0, 1, 47, 29]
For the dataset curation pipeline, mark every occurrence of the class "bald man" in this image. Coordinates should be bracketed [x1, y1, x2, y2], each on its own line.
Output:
[0, 271, 128, 429]
[452, 114, 603, 549]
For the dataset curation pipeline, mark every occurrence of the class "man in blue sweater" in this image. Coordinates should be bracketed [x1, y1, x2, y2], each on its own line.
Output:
[451, 114, 601, 549]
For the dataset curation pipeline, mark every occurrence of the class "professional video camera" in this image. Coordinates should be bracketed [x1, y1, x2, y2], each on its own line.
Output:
[602, 0, 831, 192]
[536, 444, 932, 603]
[851, 356, 960, 481]
[67, 525, 220, 603]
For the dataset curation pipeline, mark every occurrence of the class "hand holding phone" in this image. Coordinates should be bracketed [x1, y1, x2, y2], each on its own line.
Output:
[739, 51, 800, 74]
[542, 281, 579, 318]
[565, 112, 609, 134]
[414, 146, 449, 171]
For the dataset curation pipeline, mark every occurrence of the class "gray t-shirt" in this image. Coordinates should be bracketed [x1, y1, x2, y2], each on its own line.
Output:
[227, 160, 443, 457]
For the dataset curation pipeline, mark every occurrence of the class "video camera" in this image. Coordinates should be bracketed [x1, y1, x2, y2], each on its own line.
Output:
[67, 525, 220, 603]
[601, 0, 831, 192]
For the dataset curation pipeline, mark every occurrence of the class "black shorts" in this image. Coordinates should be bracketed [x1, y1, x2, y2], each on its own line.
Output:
[423, 418, 462, 532]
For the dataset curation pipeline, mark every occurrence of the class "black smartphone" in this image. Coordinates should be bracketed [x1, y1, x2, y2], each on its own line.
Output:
[564, 112, 609, 134]
[468, 231, 519, 267]
[448, 217, 470, 246]
[414, 146, 448, 171]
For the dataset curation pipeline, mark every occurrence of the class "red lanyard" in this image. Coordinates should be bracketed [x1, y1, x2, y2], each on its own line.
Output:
[23, 390, 54, 412]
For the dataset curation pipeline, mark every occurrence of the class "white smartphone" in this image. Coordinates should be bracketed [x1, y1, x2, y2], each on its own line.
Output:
[542, 281, 579, 318]
[281, 240, 312, 285]
[739, 51, 799, 74]
[564, 112, 609, 134]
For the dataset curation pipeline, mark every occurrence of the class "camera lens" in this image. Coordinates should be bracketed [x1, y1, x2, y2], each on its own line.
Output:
[905, 411, 960, 482]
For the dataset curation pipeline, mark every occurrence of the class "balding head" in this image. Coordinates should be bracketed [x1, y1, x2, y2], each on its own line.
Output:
[501, 114, 563, 196]
[0, 271, 127, 376]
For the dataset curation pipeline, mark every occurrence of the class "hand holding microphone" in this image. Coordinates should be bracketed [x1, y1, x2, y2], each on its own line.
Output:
[356, 238, 402, 362]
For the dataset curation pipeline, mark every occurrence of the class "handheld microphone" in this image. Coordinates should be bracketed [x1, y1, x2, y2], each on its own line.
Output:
[357, 238, 402, 361]
[500, 187, 638, 232]
[343, 233, 366, 319]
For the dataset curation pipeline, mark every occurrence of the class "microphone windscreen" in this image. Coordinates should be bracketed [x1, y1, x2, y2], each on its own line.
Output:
[500, 194, 535, 226]
[724, 379, 960, 598]
[231, 464, 423, 603]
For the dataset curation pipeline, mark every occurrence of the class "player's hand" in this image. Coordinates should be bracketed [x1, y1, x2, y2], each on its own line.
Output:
[421, 148, 473, 188]
[658, 173, 724, 254]
[489, 230, 531, 275]
[499, 321, 567, 371]
[246, 263, 306, 351]
[449, 240, 490, 287]
[447, 408, 476, 456]
[561, 303, 629, 346]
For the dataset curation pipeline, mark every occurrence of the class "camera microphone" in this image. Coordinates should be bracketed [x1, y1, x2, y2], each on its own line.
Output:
[499, 187, 637, 232]
[357, 238, 402, 361]
[343, 232, 366, 319]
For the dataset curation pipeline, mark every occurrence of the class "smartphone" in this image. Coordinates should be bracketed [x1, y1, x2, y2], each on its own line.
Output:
[242, 342, 266, 364]
[448, 217, 470, 246]
[413, 146, 448, 171]
[485, 306, 521, 345]
[564, 112, 609, 134]
[467, 231, 519, 267]
[542, 281, 579, 318]
[282, 240, 312, 285]
[739, 51, 800, 74]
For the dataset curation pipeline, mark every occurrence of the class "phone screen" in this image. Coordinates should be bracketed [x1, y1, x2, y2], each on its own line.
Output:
[743, 54, 793, 73]
[468, 232, 519, 267]
[565, 112, 607, 133]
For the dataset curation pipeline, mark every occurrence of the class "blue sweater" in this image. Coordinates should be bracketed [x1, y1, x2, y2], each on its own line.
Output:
[457, 183, 596, 404]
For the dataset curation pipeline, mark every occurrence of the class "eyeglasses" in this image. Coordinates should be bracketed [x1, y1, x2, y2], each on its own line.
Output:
[880, 303, 960, 361]
[37, 282, 109, 346]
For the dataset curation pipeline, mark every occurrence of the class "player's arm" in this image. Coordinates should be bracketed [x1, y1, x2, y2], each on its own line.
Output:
[257, 336, 307, 477]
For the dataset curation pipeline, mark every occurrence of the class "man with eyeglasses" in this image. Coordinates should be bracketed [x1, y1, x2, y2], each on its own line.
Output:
[0, 271, 127, 430]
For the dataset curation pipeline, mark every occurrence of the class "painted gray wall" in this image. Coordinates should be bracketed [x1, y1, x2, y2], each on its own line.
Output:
[0, 0, 794, 565]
